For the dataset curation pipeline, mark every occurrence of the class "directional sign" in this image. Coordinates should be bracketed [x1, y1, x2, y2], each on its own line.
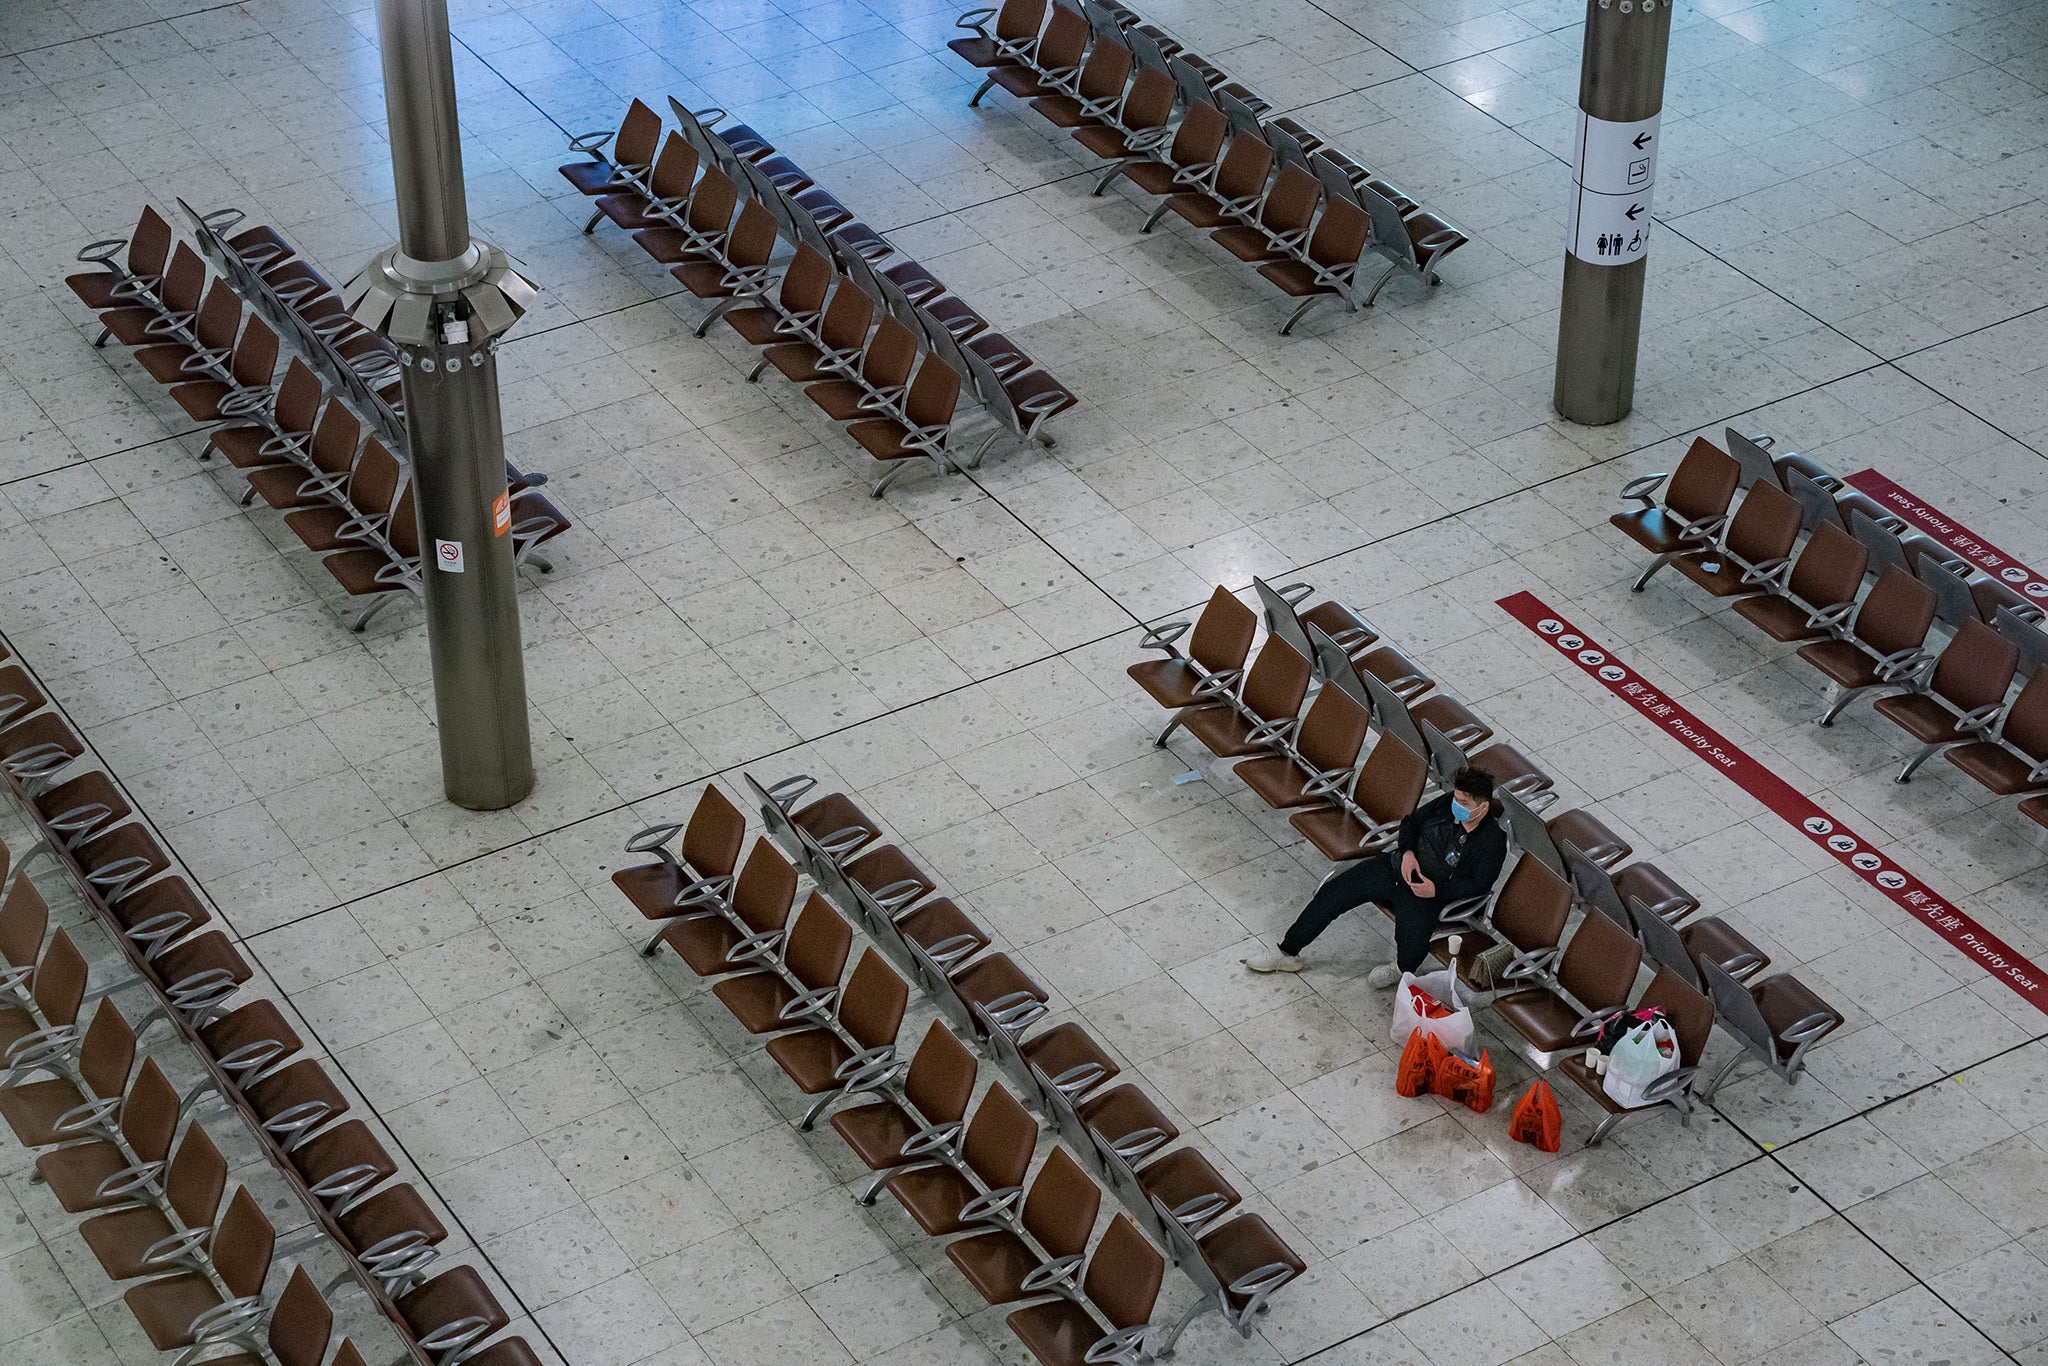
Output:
[1565, 110, 1660, 266]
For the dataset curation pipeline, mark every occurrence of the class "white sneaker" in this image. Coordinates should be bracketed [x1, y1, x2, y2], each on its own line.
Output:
[1367, 963, 1402, 989]
[1246, 948, 1304, 973]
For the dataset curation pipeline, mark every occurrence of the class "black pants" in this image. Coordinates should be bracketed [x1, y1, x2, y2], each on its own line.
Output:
[1279, 853, 1442, 973]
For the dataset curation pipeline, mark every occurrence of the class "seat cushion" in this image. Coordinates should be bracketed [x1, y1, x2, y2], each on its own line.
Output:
[764, 1026, 853, 1094]
[946, 36, 1010, 67]
[1870, 692, 1963, 744]
[559, 160, 619, 195]
[1680, 917, 1763, 974]
[1944, 741, 2039, 795]
[282, 505, 362, 554]
[947, 1229, 1041, 1304]
[1199, 1214, 1306, 1311]
[848, 418, 927, 461]
[672, 260, 737, 299]
[1490, 989, 1581, 1053]
[1555, 1052, 1623, 1115]
[710, 970, 799, 1033]
[630, 227, 707, 264]
[35, 1139, 135, 1213]
[1257, 259, 1326, 299]
[1732, 593, 1829, 642]
[1165, 192, 1230, 228]
[1211, 225, 1285, 262]
[1609, 506, 1696, 555]
[1752, 975, 1840, 1047]
[885, 1163, 978, 1236]
[126, 1273, 224, 1349]
[1072, 126, 1136, 159]
[828, 1099, 922, 1172]
[1179, 703, 1263, 758]
[660, 916, 743, 976]
[81, 1205, 177, 1280]
[1673, 550, 1763, 598]
[2017, 793, 2048, 830]
[595, 193, 659, 231]
[724, 305, 786, 347]
[1123, 162, 1177, 195]
[1029, 94, 1091, 127]
[1127, 658, 1205, 709]
[1796, 639, 1881, 690]
[611, 862, 693, 920]
[1007, 1297, 1104, 1366]
[988, 66, 1050, 97]
[1233, 755, 1316, 809]
[0, 1077, 88, 1148]
[1288, 806, 1375, 862]
[804, 379, 868, 422]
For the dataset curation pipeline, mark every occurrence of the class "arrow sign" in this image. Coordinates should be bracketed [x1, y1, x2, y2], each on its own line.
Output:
[1632, 131, 1652, 148]
[1625, 202, 1645, 220]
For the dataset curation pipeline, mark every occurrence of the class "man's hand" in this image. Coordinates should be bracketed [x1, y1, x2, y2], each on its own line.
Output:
[1400, 851, 1420, 883]
[1410, 872, 1436, 897]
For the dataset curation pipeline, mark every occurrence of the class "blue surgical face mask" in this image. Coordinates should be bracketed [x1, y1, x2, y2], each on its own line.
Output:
[1451, 799, 1474, 822]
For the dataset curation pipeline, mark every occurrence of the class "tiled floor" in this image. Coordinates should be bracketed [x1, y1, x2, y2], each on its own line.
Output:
[4, 0, 2048, 1361]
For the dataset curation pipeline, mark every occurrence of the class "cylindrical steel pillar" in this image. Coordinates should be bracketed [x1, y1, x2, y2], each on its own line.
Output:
[1553, 0, 1674, 425]
[354, 0, 536, 810]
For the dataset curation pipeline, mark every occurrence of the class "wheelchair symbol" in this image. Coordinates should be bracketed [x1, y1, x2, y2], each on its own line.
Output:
[1598, 665, 1627, 683]
[1875, 870, 1907, 890]
[1538, 619, 1563, 634]
[1826, 834, 1857, 853]
[1851, 852, 1882, 872]
[1803, 817, 1833, 836]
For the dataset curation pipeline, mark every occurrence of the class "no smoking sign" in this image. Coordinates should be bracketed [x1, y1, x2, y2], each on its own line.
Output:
[436, 539, 465, 573]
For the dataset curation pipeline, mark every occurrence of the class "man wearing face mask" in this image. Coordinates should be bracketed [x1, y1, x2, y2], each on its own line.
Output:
[1247, 768, 1506, 987]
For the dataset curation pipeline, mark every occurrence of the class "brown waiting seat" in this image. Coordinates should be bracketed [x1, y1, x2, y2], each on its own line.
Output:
[1409, 693, 1492, 751]
[206, 358, 323, 470]
[616, 784, 749, 952]
[0, 927, 86, 1059]
[36, 1058, 180, 1213]
[447, 1339, 544, 1366]
[1556, 966, 1715, 1145]
[658, 838, 799, 976]
[0, 863, 49, 1001]
[1175, 640, 1312, 757]
[1628, 896, 1767, 994]
[133, 279, 242, 384]
[1733, 521, 1869, 642]
[1073, 65, 1176, 195]
[1030, 38, 1133, 128]
[1491, 905, 1642, 1059]
[840, 842, 938, 921]
[198, 998, 304, 1085]
[243, 403, 362, 511]
[1213, 164, 1320, 263]
[1130, 586, 1258, 715]
[282, 439, 405, 554]
[98, 241, 204, 348]
[836, 1021, 979, 1200]
[71, 819, 173, 905]
[883, 1081, 1037, 1236]
[1148, 128, 1274, 234]
[1006, 1214, 1164, 1366]
[805, 315, 920, 421]
[1152, 1208, 1305, 1355]
[980, 2, 1088, 102]
[1259, 197, 1374, 335]
[177, 1265, 333, 1366]
[949, 0, 1049, 68]
[335, 1182, 449, 1291]
[30, 769, 131, 850]
[395, 1265, 510, 1362]
[1123, 101, 1228, 199]
[765, 949, 910, 1128]
[289, 1118, 397, 1211]
[1943, 667, 2048, 796]
[1352, 642, 1433, 703]
[941, 950, 1051, 1046]
[751, 772, 882, 871]
[1799, 565, 1941, 726]
[1426, 853, 1571, 989]
[68, 206, 174, 315]
[725, 242, 833, 348]
[1875, 618, 2021, 782]
[560, 98, 662, 197]
[948, 1148, 1101, 1305]
[1697, 961, 1842, 1100]
[1132, 1146, 1240, 1235]
[1289, 732, 1429, 861]
[631, 164, 738, 264]
[0, 997, 134, 1148]
[1613, 437, 1741, 590]
[1613, 860, 1698, 924]
[123, 1186, 274, 1351]
[758, 274, 873, 384]
[0, 666, 84, 780]
[711, 893, 853, 1033]
[593, 132, 696, 233]
[848, 355, 965, 496]
[674, 200, 779, 337]
[1546, 807, 1632, 870]
[1672, 481, 1803, 599]
[1234, 684, 1369, 810]
[244, 1058, 351, 1153]
[79, 1123, 228, 1281]
[894, 896, 992, 977]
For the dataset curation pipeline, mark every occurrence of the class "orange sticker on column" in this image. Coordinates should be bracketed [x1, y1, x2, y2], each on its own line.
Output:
[492, 490, 510, 536]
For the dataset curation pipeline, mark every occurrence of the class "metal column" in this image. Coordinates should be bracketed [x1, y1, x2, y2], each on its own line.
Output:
[345, 0, 538, 810]
[1553, 0, 1674, 425]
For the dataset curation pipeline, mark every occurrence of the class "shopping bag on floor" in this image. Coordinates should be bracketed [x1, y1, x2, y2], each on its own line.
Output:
[1603, 1016, 1680, 1108]
[1390, 969, 1475, 1054]
[1509, 1079, 1562, 1153]
[1431, 1046, 1497, 1114]
[1396, 1029, 1440, 1097]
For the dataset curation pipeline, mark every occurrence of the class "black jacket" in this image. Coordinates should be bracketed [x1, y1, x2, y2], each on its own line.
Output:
[1396, 794, 1507, 904]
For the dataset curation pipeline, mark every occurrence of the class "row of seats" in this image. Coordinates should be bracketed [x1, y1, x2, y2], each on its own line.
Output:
[1619, 433, 2048, 830]
[950, 0, 1468, 331]
[1127, 582, 1846, 1139]
[610, 781, 1304, 1360]
[64, 207, 569, 631]
[563, 98, 1076, 494]
[0, 636, 537, 1366]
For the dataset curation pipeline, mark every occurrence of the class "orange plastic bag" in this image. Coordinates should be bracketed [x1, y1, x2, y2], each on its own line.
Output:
[1509, 1078, 1562, 1153]
[1396, 1030, 1439, 1097]
[1432, 1047, 1496, 1114]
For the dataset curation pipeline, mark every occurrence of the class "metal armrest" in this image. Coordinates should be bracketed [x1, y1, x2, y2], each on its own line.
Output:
[1874, 647, 1932, 681]
[1499, 947, 1560, 983]
[957, 1185, 1023, 1225]
[623, 821, 686, 854]
[1167, 1192, 1230, 1230]
[1779, 1011, 1838, 1046]
[767, 773, 817, 807]
[831, 1043, 898, 1085]
[776, 985, 839, 1023]
[1190, 667, 1243, 699]
[77, 236, 130, 266]
[1108, 1125, 1170, 1161]
[725, 927, 787, 964]
[1019, 1255, 1082, 1295]
[1807, 601, 1856, 635]
[1083, 1324, 1153, 1365]
[1243, 715, 1295, 747]
[671, 875, 734, 909]
[954, 5, 999, 34]
[897, 1121, 963, 1159]
[567, 127, 616, 154]
[1641, 1065, 1698, 1104]
[871, 878, 927, 914]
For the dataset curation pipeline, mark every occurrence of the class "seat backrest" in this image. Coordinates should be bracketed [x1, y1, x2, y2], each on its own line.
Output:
[681, 784, 746, 879]
[732, 839, 799, 936]
[1021, 1147, 1101, 1261]
[1121, 64, 1176, 129]
[1917, 557, 1979, 631]
[32, 929, 87, 1029]
[1085, 1213, 1166, 1332]
[862, 316, 920, 391]
[129, 205, 175, 278]
[211, 1187, 276, 1301]
[122, 1057, 182, 1165]
[308, 402, 363, 479]
[1555, 902, 1642, 1011]
[386, 484, 420, 559]
[1786, 521, 1867, 609]
[725, 201, 779, 270]
[161, 243, 206, 313]
[1932, 618, 2020, 713]
[686, 167, 739, 236]
[231, 317, 280, 389]
[1294, 684, 1369, 774]
[1354, 733, 1428, 825]
[905, 356, 963, 429]
[1354, 182, 1411, 258]
[269, 1267, 336, 1366]
[1781, 465, 1841, 533]
[1308, 197, 1372, 272]
[1189, 585, 1258, 674]
[1261, 164, 1320, 234]
[1724, 480, 1801, 566]
[1038, 3, 1090, 66]
[817, 277, 876, 354]
[997, 0, 1050, 42]
[194, 280, 244, 351]
[839, 948, 909, 1052]
[1996, 607, 2048, 678]
[614, 98, 662, 169]
[1666, 438, 1740, 524]
[961, 1081, 1038, 1190]
[1625, 894, 1699, 988]
[1240, 640, 1312, 722]
[166, 1119, 230, 1232]
[780, 243, 834, 316]
[1078, 38, 1134, 99]
[1412, 716, 1465, 789]
[0, 664, 50, 727]
[1498, 790, 1562, 878]
[346, 439, 404, 518]
[903, 1020, 978, 1125]
[1493, 854, 1573, 951]
[273, 358, 323, 433]
[1856, 565, 1938, 656]
[78, 998, 138, 1104]
[646, 133, 701, 203]
[1846, 504, 1909, 576]
[1213, 131, 1274, 198]
[1723, 429, 1780, 490]
[784, 893, 854, 993]
[0, 875, 49, 971]
[2001, 668, 2048, 760]
[1170, 100, 1230, 168]
[1698, 955, 1771, 1056]
[1636, 965, 1714, 1068]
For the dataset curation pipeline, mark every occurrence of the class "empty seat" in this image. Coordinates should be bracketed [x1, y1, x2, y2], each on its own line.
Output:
[179, 1265, 333, 1366]
[980, 5, 1092, 103]
[1129, 587, 1258, 714]
[710, 893, 853, 1033]
[1732, 521, 1869, 643]
[395, 1265, 510, 1363]
[1797, 565, 1940, 726]
[658, 838, 799, 976]
[1006, 1214, 1164, 1366]
[1151, 1209, 1305, 1354]
[1873, 618, 2020, 782]
[1259, 198, 1373, 335]
[78, 1122, 228, 1281]
[0, 928, 86, 1060]
[1213, 164, 1321, 263]
[615, 784, 748, 952]
[1289, 733, 1430, 862]
[950, 0, 1051, 69]
[35, 1057, 180, 1213]
[123, 1187, 273, 1351]
[560, 98, 662, 196]
[0, 997, 133, 1149]
[1671, 481, 1803, 599]
[1174, 640, 1312, 757]
[1614, 438, 1741, 590]
[884, 1081, 1037, 1236]
[1943, 668, 2048, 797]
[836, 1021, 979, 1198]
[947, 1147, 1101, 1305]
[765, 948, 911, 1128]
[1233, 684, 1370, 810]
[1697, 961, 1843, 1100]
[1491, 905, 1642, 1060]
[1030, 37, 1133, 127]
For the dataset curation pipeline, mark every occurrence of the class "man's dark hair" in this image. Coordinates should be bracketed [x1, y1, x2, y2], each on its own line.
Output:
[1451, 768, 1495, 805]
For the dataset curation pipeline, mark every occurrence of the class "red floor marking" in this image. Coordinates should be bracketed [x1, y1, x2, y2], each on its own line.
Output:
[1843, 469, 2048, 604]
[1497, 590, 2048, 1016]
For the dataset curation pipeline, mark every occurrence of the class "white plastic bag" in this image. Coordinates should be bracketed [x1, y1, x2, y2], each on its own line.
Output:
[1603, 1017, 1679, 1108]
[1390, 969, 1475, 1055]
